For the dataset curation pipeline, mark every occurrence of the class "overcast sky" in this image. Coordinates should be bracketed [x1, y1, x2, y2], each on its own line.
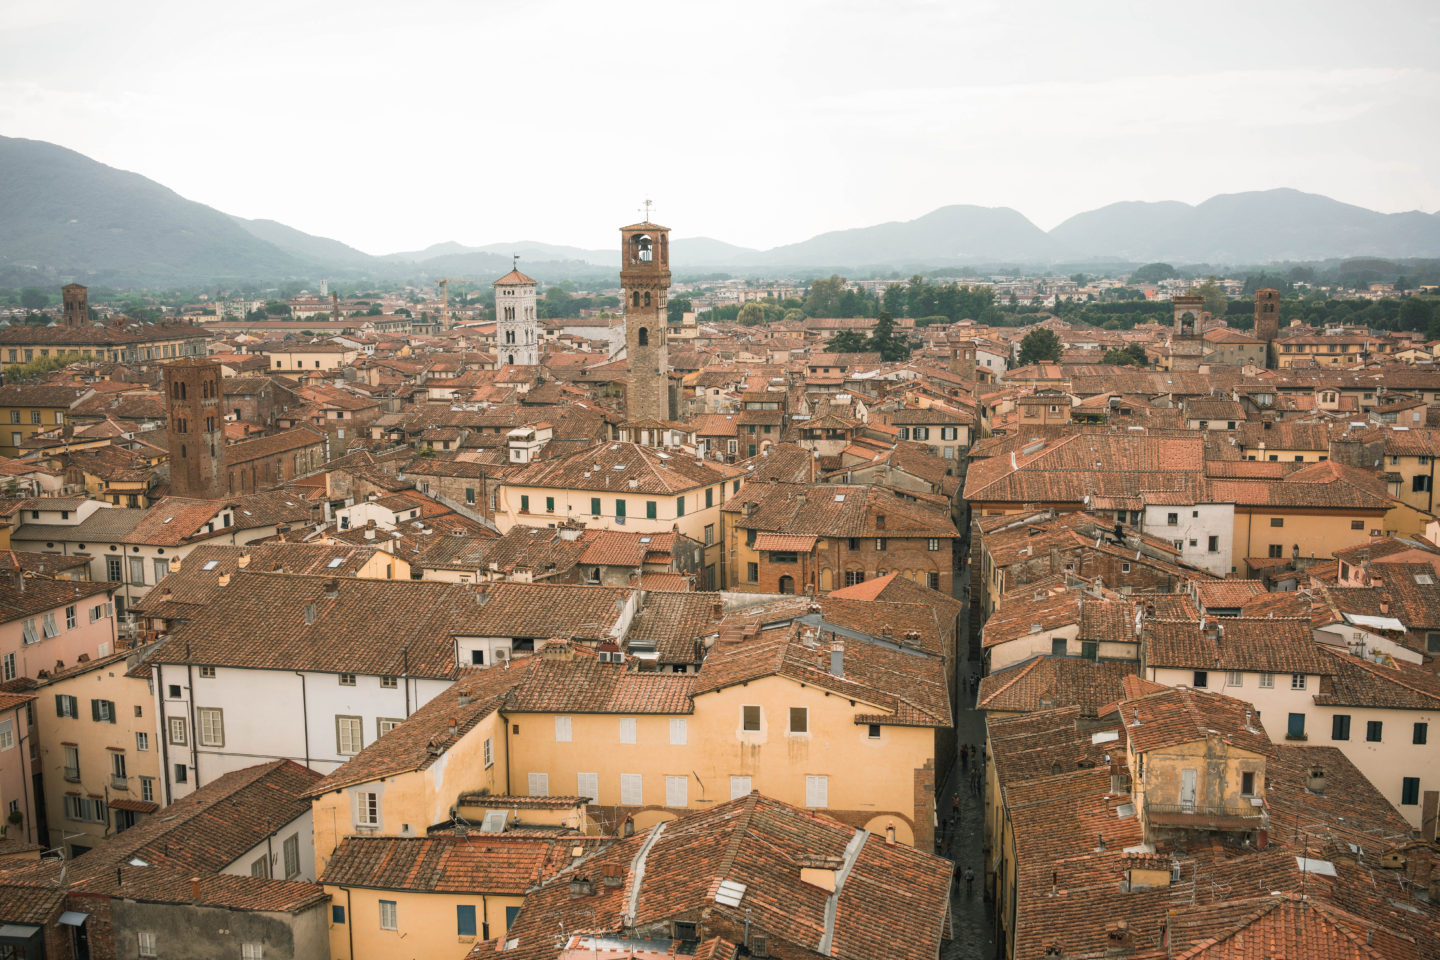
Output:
[2, 0, 1437, 256]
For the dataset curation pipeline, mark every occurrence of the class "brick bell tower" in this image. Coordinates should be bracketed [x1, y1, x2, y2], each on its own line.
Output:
[620, 210, 671, 421]
[164, 358, 225, 499]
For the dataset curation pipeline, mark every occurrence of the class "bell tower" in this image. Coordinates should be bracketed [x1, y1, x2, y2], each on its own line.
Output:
[494, 258, 540, 367]
[620, 210, 671, 421]
[164, 358, 225, 499]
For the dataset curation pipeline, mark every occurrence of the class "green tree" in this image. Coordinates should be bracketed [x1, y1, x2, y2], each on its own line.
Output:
[365, 303, 384, 316]
[7, 352, 85, 380]
[865, 313, 914, 362]
[667, 298, 693, 325]
[19, 288, 49, 311]
[781, 308, 806, 323]
[826, 329, 867, 352]
[1102, 344, 1149, 367]
[737, 303, 766, 326]
[1193, 278, 1227, 319]
[1018, 328, 1062, 365]
[1399, 296, 1435, 333]
[1130, 263, 1177, 285]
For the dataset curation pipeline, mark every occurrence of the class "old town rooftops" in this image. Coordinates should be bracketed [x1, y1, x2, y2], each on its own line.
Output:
[151, 576, 634, 677]
[506, 441, 740, 495]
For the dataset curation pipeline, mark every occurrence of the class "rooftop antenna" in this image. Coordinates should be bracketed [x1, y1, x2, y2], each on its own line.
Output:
[642, 198, 654, 222]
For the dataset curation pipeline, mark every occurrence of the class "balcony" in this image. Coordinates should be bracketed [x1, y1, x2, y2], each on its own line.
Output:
[1143, 797, 1266, 831]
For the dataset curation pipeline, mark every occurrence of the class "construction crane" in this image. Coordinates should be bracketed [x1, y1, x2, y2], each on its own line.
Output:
[437, 278, 483, 332]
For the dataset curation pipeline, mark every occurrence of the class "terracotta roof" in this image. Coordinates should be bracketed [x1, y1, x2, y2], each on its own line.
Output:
[1120, 684, 1272, 756]
[978, 656, 1139, 717]
[322, 834, 583, 895]
[1143, 617, 1333, 675]
[503, 656, 695, 715]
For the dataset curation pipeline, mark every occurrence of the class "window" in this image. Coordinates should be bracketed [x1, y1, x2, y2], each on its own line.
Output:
[528, 772, 549, 797]
[336, 716, 363, 755]
[704, 523, 715, 545]
[167, 716, 187, 745]
[730, 776, 752, 800]
[620, 773, 643, 806]
[805, 774, 828, 808]
[789, 707, 808, 734]
[1050, 636, 1066, 656]
[30, 410, 40, 425]
[141, 777, 154, 802]
[577, 772, 599, 802]
[742, 705, 761, 731]
[283, 834, 300, 879]
[251, 855, 270, 878]
[138, 932, 158, 958]
[876, 538, 887, 551]
[21, 618, 38, 644]
[106, 557, 122, 583]
[929, 572, 940, 590]
[1226, 671, 1243, 687]
[110, 751, 126, 782]
[1366, 720, 1383, 742]
[484, 737, 494, 768]
[520, 494, 530, 513]
[676, 496, 685, 517]
[174, 763, 188, 783]
[198, 708, 224, 747]
[379, 900, 398, 931]
[1401, 777, 1420, 806]
[198, 665, 216, 679]
[377, 718, 402, 737]
[1259, 673, 1274, 689]
[1270, 517, 1284, 527]
[0, 720, 11, 752]
[457, 904, 477, 938]
[339, 673, 356, 686]
[1, 653, 12, 682]
[242, 944, 263, 960]
[1241, 771, 1255, 795]
[619, 717, 637, 744]
[332, 905, 346, 924]
[465, 486, 476, 505]
[1286, 713, 1305, 740]
[555, 716, 572, 742]
[1167, 513, 1178, 526]
[614, 499, 628, 520]
[645, 500, 657, 519]
[56, 694, 78, 718]
[92, 699, 115, 723]
[868, 723, 882, 739]
[1208, 535, 1219, 552]
[1332, 715, 1351, 741]
[1290, 674, 1307, 690]
[845, 570, 864, 587]
[136, 731, 149, 751]
[128, 556, 145, 585]
[1414, 722, 1428, 745]
[591, 497, 602, 516]
[746, 562, 758, 583]
[356, 791, 379, 826]
[152, 558, 168, 583]
[665, 775, 688, 807]
[1193, 671, 1208, 689]
[380, 676, 397, 689]
[669, 718, 687, 745]
[65, 605, 76, 629]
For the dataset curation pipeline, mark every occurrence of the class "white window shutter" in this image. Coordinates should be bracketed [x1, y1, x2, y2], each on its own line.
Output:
[620, 773, 642, 806]
[665, 775, 688, 808]
[730, 776, 752, 800]
[555, 716, 572, 742]
[619, 717, 637, 744]
[669, 718, 687, 745]
[528, 772, 549, 797]
[577, 772, 599, 802]
[805, 775, 828, 808]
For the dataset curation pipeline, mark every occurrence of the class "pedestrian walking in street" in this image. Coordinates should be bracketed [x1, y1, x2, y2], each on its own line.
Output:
[971, 767, 981, 796]
[960, 744, 969, 770]
[964, 866, 975, 899]
[951, 794, 959, 817]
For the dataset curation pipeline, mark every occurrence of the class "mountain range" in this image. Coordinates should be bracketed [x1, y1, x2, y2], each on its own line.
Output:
[3, 134, 1439, 286]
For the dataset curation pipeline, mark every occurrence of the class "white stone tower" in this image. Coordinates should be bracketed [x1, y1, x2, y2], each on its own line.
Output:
[494, 258, 540, 366]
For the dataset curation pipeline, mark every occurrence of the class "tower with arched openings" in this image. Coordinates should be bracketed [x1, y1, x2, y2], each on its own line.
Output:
[620, 215, 672, 421]
[164, 358, 225, 499]
[493, 260, 540, 367]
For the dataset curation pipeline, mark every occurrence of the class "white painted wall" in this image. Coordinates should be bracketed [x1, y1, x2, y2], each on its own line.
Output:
[222, 808, 316, 882]
[1141, 502, 1234, 576]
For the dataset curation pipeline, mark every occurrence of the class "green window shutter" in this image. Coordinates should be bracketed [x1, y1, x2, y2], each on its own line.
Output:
[646, 501, 657, 519]
[616, 500, 626, 518]
[591, 497, 602, 516]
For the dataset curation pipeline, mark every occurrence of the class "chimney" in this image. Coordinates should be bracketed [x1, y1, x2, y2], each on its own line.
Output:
[323, 578, 340, 599]
[457, 687, 473, 706]
[236, 553, 250, 569]
[190, 876, 202, 902]
[829, 641, 844, 678]
[217, 573, 231, 588]
[880, 624, 892, 639]
[568, 877, 595, 898]
[1306, 765, 1326, 795]
[601, 863, 624, 887]
[365, 519, 377, 540]
[885, 822, 896, 845]
[447, 717, 458, 736]
[475, 583, 490, 605]
[1379, 598, 1390, 615]
[741, 502, 756, 518]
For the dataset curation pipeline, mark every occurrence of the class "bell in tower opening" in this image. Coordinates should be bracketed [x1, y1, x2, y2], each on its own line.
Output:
[620, 210, 672, 422]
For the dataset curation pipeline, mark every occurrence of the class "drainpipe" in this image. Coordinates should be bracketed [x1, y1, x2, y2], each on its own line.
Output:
[294, 672, 310, 769]
[345, 886, 355, 960]
[158, 664, 173, 806]
[186, 662, 199, 789]
[16, 705, 33, 846]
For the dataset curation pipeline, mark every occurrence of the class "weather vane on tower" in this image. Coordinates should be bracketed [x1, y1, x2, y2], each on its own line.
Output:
[642, 198, 654, 222]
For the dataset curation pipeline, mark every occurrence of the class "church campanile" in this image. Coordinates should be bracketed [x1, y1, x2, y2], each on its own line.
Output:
[620, 213, 671, 421]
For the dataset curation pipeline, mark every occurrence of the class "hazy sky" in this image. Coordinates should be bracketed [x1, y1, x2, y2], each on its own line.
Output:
[3, 0, 1437, 255]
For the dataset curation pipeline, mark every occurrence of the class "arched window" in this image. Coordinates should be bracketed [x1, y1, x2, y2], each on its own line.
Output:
[643, 292, 651, 307]
[632, 234, 653, 263]
[507, 354, 514, 366]
[632, 291, 641, 308]
[179, 444, 187, 459]
[638, 327, 649, 347]
[778, 575, 794, 595]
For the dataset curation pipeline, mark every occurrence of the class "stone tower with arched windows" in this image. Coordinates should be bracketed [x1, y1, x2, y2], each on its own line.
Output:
[620, 218, 671, 421]
[164, 358, 225, 499]
[493, 261, 540, 367]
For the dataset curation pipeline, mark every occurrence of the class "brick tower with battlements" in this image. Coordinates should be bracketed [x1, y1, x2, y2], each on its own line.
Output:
[62, 284, 88, 328]
[620, 214, 672, 421]
[1254, 288, 1280, 343]
[164, 358, 225, 499]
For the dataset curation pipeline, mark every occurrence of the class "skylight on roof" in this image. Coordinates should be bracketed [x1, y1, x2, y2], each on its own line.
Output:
[1416, 574, 1433, 585]
[715, 879, 746, 907]
[613, 464, 626, 470]
[834, 494, 845, 502]
[201, 560, 219, 571]
[162, 517, 173, 524]
[1091, 730, 1119, 745]
[639, 537, 651, 544]
[327, 557, 345, 569]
